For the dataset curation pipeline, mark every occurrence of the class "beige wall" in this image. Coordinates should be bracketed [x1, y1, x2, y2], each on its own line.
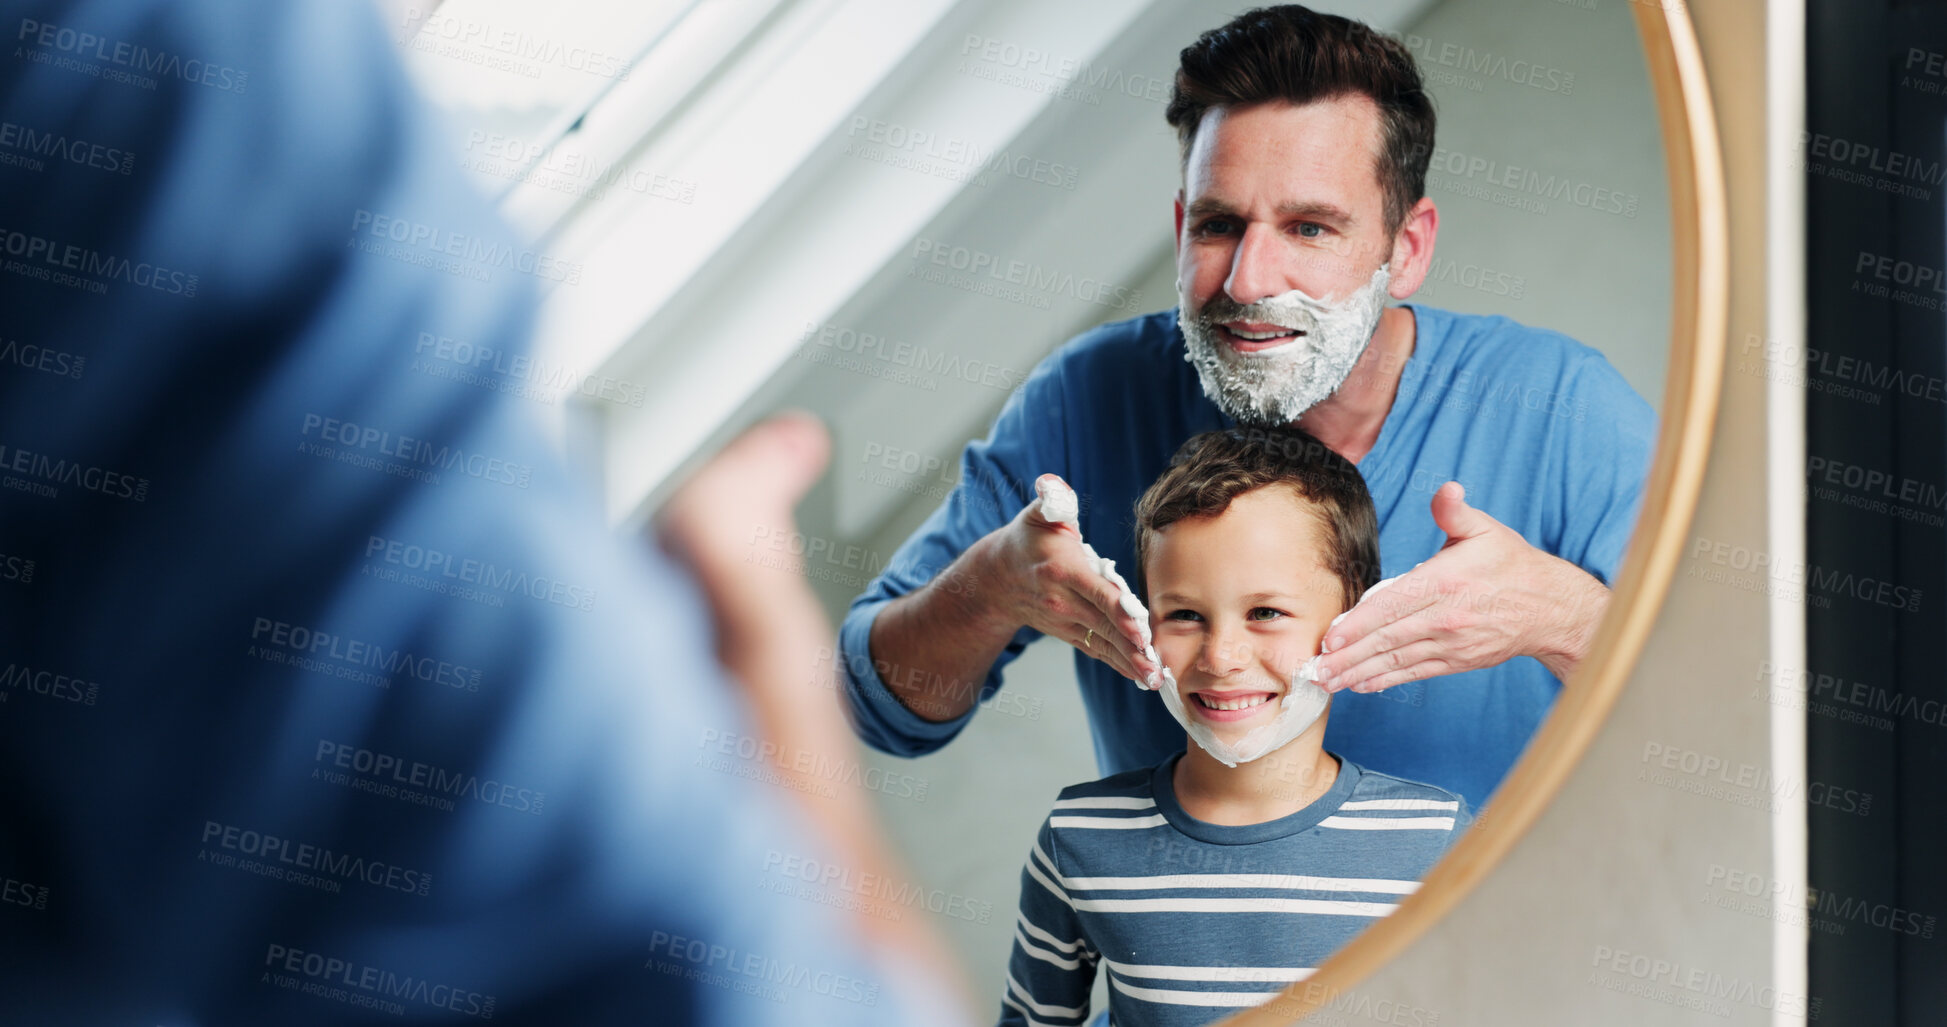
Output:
[1400, 0, 1673, 410]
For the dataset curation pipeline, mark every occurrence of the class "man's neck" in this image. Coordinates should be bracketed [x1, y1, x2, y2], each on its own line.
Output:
[1295, 305, 1417, 464]
[1172, 727, 1340, 827]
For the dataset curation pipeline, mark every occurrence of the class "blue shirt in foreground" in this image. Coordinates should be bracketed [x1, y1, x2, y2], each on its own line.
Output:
[0, 0, 952, 1023]
[840, 307, 1655, 809]
[999, 754, 1467, 1027]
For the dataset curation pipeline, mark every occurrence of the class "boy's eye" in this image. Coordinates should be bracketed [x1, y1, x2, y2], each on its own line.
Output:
[1164, 609, 1203, 622]
[1248, 607, 1287, 621]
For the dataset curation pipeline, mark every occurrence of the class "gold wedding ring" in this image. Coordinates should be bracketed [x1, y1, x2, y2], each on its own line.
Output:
[1084, 628, 1093, 649]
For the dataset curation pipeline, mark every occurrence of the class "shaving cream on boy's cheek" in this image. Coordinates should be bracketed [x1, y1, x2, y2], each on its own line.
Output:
[1179, 264, 1392, 426]
[1157, 666, 1331, 768]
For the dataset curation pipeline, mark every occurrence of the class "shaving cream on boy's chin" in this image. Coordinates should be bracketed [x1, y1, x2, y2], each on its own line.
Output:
[1156, 665, 1330, 768]
[1156, 575, 1403, 768]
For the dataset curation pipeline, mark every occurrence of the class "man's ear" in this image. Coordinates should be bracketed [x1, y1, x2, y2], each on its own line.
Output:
[1384, 197, 1440, 298]
[1172, 189, 1185, 259]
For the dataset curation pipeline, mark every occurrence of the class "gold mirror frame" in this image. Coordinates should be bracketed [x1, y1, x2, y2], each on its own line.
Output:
[1221, 3, 1728, 1021]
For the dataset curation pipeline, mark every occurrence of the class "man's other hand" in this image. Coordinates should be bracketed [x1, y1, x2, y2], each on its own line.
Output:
[1311, 482, 1610, 692]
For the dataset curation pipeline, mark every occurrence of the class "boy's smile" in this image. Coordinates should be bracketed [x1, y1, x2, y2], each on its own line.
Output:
[1144, 485, 1344, 744]
[1187, 687, 1281, 722]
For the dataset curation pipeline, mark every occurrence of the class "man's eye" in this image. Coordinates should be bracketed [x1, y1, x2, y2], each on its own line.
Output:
[1197, 218, 1236, 237]
[1295, 223, 1324, 238]
[1248, 607, 1286, 621]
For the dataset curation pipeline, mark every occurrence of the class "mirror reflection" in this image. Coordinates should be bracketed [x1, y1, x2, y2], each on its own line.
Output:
[407, 0, 1671, 1022]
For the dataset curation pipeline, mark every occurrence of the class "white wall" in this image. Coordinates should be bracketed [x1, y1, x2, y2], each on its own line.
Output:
[1398, 0, 1671, 409]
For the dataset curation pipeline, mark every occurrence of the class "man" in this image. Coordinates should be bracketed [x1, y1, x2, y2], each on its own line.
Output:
[839, 5, 1654, 809]
[0, 0, 964, 1022]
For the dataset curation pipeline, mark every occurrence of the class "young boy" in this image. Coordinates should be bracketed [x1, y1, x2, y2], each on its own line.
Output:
[998, 427, 1470, 1027]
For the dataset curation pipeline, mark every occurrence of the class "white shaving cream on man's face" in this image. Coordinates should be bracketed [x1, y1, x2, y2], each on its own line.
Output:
[1180, 264, 1392, 426]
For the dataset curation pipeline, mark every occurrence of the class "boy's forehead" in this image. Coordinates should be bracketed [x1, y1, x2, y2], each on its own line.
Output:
[1144, 486, 1331, 579]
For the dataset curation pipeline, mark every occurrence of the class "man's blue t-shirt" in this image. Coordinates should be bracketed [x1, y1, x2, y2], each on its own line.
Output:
[839, 307, 1655, 809]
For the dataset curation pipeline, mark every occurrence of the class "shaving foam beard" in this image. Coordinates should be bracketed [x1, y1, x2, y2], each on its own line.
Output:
[1179, 264, 1392, 426]
[1158, 663, 1331, 768]
[1164, 574, 1406, 767]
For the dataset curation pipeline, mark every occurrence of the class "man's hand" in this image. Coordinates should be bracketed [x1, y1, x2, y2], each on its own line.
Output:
[980, 474, 1159, 686]
[657, 412, 971, 1008]
[655, 412, 852, 783]
[1312, 482, 1610, 692]
[866, 473, 1159, 726]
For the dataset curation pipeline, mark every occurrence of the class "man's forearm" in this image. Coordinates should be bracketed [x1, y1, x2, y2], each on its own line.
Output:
[866, 535, 1022, 723]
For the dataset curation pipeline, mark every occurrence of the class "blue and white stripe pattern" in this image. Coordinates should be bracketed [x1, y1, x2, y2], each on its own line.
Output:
[998, 755, 1467, 1027]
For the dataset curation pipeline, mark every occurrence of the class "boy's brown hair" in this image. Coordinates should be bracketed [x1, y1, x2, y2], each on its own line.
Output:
[1165, 4, 1436, 235]
[1134, 426, 1380, 611]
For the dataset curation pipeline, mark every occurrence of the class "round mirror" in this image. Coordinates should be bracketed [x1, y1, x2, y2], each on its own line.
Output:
[397, 0, 1723, 1020]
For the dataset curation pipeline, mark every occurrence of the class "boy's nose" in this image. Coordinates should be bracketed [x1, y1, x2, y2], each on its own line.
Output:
[1197, 631, 1252, 676]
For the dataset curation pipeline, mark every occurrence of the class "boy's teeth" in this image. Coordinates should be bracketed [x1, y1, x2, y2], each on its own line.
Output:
[1196, 693, 1269, 711]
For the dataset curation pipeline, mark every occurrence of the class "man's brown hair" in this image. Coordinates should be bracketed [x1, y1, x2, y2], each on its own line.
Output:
[1134, 426, 1380, 612]
[1165, 4, 1435, 236]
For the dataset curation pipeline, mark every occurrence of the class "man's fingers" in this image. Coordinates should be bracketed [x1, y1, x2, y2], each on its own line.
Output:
[1096, 608, 1157, 682]
[1072, 568, 1154, 662]
[1320, 618, 1434, 690]
[1064, 624, 1137, 682]
[1430, 481, 1502, 546]
[657, 413, 833, 661]
[1027, 474, 1083, 537]
[1065, 594, 1145, 682]
[1027, 506, 1082, 541]
[1317, 584, 1438, 677]
[1345, 647, 1454, 694]
[658, 411, 831, 576]
[1021, 482, 1154, 684]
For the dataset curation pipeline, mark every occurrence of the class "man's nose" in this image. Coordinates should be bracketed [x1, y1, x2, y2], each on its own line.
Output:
[1223, 222, 1285, 305]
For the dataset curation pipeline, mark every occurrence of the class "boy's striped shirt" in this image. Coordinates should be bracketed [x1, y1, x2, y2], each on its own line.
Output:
[998, 754, 1467, 1027]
